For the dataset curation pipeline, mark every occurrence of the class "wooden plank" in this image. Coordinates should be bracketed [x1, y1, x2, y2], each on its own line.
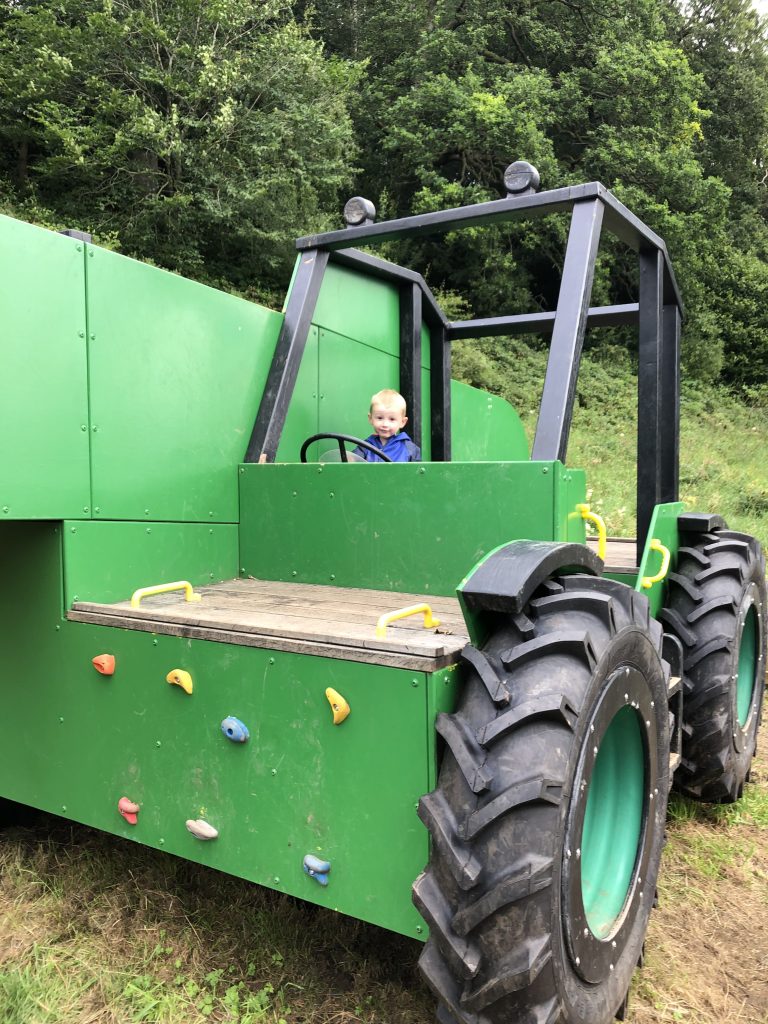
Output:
[66, 609, 462, 671]
[71, 577, 468, 660]
[587, 536, 638, 571]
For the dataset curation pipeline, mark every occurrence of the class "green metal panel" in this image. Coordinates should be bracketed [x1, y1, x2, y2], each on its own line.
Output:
[426, 664, 463, 790]
[85, 244, 283, 521]
[275, 326, 319, 463]
[0, 215, 91, 519]
[239, 461, 559, 595]
[316, 328, 401, 448]
[555, 467, 589, 543]
[451, 381, 529, 462]
[636, 501, 686, 616]
[312, 264, 401, 358]
[62, 520, 239, 607]
[0, 522, 430, 938]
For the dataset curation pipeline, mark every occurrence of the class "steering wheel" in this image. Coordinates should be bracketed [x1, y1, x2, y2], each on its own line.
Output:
[299, 433, 393, 463]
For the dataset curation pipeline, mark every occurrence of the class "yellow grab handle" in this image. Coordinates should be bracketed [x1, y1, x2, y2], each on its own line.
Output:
[376, 603, 440, 640]
[576, 503, 607, 561]
[641, 539, 671, 589]
[130, 580, 202, 609]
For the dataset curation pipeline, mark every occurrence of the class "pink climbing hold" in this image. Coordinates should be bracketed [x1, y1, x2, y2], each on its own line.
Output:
[118, 796, 140, 825]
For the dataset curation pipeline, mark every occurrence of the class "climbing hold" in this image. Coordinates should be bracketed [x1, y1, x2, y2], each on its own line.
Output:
[166, 668, 193, 694]
[118, 796, 139, 825]
[186, 818, 218, 840]
[92, 654, 115, 675]
[325, 687, 350, 725]
[303, 854, 331, 886]
[221, 716, 249, 743]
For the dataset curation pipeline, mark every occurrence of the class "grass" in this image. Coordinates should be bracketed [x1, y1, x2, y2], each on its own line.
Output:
[2, 732, 767, 1023]
[453, 338, 768, 549]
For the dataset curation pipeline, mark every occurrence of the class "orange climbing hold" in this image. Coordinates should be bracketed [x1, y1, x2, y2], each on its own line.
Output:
[92, 654, 116, 675]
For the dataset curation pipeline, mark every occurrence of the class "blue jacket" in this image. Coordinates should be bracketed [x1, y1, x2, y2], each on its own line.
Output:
[354, 431, 421, 463]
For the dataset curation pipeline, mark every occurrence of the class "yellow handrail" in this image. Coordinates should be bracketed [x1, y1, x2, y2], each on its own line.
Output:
[576, 503, 607, 561]
[130, 580, 202, 609]
[375, 603, 440, 639]
[641, 539, 671, 589]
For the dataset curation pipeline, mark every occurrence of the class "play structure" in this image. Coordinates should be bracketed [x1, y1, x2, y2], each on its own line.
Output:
[1, 161, 766, 1024]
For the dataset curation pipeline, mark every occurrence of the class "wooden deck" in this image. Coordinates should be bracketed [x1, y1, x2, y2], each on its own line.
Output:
[69, 578, 470, 671]
[587, 537, 639, 573]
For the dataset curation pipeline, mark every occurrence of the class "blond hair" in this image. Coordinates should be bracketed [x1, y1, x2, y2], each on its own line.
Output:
[370, 388, 407, 413]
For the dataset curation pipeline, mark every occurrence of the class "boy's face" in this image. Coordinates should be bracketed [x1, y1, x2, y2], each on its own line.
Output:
[369, 402, 407, 442]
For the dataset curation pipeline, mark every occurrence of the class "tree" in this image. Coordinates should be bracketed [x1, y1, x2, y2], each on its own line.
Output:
[0, 0, 359, 298]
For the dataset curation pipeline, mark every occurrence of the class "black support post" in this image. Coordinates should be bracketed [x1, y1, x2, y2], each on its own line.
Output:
[660, 302, 681, 504]
[399, 282, 423, 452]
[637, 247, 665, 558]
[532, 199, 604, 463]
[245, 250, 329, 462]
[430, 323, 451, 461]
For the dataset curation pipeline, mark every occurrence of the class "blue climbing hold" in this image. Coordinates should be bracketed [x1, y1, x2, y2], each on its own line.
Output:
[221, 716, 249, 743]
[303, 854, 331, 886]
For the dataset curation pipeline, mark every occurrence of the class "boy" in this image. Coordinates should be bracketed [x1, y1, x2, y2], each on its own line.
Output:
[354, 389, 421, 462]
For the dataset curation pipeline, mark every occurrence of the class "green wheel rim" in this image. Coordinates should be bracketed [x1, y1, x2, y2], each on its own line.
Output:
[737, 606, 758, 728]
[581, 705, 645, 939]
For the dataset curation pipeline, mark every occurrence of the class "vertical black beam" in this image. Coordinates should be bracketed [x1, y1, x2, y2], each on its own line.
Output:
[430, 323, 451, 461]
[660, 302, 681, 503]
[532, 199, 604, 462]
[637, 247, 664, 559]
[245, 250, 329, 462]
[399, 282, 422, 451]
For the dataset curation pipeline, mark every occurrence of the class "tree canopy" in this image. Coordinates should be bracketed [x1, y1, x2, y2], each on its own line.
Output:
[2, 0, 768, 385]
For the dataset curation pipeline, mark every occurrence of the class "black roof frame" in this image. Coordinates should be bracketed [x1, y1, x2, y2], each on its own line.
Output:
[246, 181, 682, 556]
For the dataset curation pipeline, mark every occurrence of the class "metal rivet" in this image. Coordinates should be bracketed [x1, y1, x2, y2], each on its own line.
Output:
[156, 741, 161, 747]
[330, 573, 336, 581]
[271, 768, 277, 776]
[416, 925, 423, 934]
[583, 928, 589, 937]
[269, 658, 275, 665]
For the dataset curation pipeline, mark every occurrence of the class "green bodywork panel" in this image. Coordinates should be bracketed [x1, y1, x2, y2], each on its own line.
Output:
[0, 522, 441, 938]
[635, 501, 686, 616]
[451, 382, 528, 462]
[239, 461, 587, 596]
[313, 263, 405, 360]
[0, 217, 91, 519]
[86, 246, 283, 522]
[62, 520, 239, 607]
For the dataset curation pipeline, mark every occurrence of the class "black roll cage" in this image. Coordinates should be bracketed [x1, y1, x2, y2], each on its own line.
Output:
[246, 179, 683, 554]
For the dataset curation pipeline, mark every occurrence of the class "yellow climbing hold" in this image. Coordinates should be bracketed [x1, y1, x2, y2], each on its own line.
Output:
[325, 687, 350, 725]
[166, 668, 193, 695]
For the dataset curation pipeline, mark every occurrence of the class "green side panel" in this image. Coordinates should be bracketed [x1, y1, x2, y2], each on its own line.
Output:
[426, 664, 463, 791]
[85, 245, 283, 521]
[451, 381, 529, 461]
[0, 523, 429, 938]
[0, 216, 91, 519]
[275, 326, 319, 463]
[312, 263, 400, 357]
[62, 520, 238, 607]
[636, 501, 686, 617]
[315, 328, 401, 449]
[555, 467, 589, 542]
[239, 462, 558, 595]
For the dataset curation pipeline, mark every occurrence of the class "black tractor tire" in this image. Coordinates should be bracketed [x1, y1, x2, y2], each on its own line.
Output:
[414, 574, 670, 1024]
[660, 528, 767, 802]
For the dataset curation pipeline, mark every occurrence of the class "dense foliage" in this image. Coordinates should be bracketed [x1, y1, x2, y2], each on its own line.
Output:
[2, 0, 768, 384]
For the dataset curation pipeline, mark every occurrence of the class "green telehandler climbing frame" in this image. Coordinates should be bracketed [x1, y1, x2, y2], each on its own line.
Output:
[0, 161, 765, 1024]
